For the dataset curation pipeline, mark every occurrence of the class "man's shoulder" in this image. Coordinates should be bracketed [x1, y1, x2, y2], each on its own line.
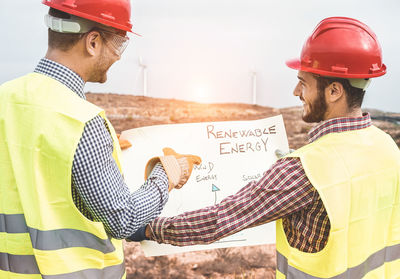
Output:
[0, 74, 37, 104]
[1, 72, 103, 123]
[0, 72, 63, 95]
[0, 74, 31, 90]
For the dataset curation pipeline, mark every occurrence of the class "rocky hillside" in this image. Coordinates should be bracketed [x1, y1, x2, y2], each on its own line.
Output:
[87, 93, 400, 279]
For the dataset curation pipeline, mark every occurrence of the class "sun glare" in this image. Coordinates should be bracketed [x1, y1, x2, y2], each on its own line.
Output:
[192, 85, 212, 104]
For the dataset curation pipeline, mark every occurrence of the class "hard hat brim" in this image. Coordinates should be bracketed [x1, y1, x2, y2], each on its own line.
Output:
[285, 57, 386, 78]
[285, 58, 301, 70]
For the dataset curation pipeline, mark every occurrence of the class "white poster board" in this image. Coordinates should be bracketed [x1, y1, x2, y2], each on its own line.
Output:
[121, 115, 289, 256]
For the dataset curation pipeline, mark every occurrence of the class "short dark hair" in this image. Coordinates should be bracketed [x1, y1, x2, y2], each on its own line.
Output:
[314, 75, 366, 109]
[47, 8, 85, 51]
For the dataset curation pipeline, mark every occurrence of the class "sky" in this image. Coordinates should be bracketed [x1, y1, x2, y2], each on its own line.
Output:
[1, 0, 399, 112]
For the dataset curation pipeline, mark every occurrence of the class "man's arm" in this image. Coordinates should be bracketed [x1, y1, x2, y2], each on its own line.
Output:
[139, 157, 316, 246]
[72, 115, 169, 239]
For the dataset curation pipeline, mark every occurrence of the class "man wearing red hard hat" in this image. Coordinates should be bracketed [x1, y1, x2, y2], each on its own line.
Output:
[130, 17, 400, 278]
[0, 0, 200, 278]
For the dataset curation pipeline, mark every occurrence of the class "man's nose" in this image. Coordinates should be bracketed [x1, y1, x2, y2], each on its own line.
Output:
[293, 83, 301, 96]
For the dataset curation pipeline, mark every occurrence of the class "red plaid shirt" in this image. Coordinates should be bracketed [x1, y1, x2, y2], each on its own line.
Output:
[150, 113, 372, 253]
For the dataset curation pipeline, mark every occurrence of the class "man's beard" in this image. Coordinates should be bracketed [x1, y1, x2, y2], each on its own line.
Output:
[302, 89, 327, 123]
[88, 48, 113, 83]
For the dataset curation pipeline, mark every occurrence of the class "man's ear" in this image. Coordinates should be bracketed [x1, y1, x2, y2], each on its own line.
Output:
[85, 31, 102, 56]
[325, 81, 345, 104]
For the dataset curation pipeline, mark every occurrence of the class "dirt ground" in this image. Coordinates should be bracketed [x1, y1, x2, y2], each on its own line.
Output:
[87, 93, 400, 279]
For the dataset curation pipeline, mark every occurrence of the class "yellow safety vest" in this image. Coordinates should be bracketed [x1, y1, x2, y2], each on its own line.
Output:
[276, 125, 400, 279]
[0, 73, 126, 278]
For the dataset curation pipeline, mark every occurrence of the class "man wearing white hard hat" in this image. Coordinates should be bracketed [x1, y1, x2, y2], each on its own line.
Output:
[0, 0, 200, 277]
[131, 17, 400, 279]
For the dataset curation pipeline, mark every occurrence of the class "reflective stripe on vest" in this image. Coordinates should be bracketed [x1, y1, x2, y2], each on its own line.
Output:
[0, 213, 125, 277]
[1, 213, 115, 253]
[42, 262, 125, 279]
[0, 252, 40, 274]
[277, 243, 400, 279]
[0, 252, 124, 278]
[0, 213, 27, 233]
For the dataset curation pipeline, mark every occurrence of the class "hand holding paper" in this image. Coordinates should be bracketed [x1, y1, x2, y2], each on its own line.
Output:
[145, 148, 202, 191]
[117, 134, 132, 150]
[275, 148, 295, 159]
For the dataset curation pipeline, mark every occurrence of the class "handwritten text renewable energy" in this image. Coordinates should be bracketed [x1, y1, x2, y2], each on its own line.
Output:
[206, 124, 277, 155]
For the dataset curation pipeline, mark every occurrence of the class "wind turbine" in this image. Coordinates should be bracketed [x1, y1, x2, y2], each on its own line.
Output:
[138, 57, 148, 97]
[251, 70, 257, 105]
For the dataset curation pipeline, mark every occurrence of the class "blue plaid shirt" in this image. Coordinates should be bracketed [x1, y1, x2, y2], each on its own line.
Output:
[34, 58, 169, 239]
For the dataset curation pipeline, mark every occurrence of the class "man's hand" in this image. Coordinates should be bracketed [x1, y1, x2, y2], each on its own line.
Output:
[145, 148, 202, 191]
[117, 134, 132, 150]
[275, 148, 295, 159]
[126, 225, 148, 242]
[126, 224, 154, 242]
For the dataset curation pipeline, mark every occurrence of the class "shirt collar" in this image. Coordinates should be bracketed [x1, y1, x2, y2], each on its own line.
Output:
[34, 58, 86, 99]
[308, 113, 372, 143]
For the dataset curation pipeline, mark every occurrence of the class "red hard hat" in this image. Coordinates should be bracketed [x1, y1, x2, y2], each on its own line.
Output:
[42, 0, 134, 33]
[286, 17, 386, 79]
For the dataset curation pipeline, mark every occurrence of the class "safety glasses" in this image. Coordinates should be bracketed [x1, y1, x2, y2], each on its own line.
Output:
[98, 29, 130, 56]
